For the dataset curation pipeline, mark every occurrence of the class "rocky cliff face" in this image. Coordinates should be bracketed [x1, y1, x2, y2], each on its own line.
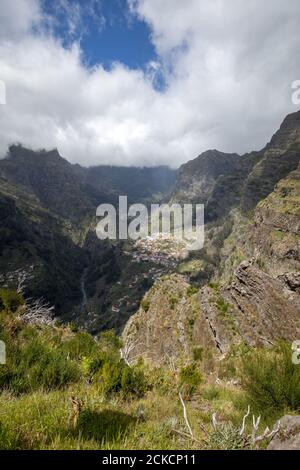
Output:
[123, 112, 300, 364]
[251, 164, 300, 276]
[171, 111, 300, 222]
[242, 111, 300, 210]
[0, 145, 175, 324]
[122, 274, 216, 365]
[171, 149, 260, 222]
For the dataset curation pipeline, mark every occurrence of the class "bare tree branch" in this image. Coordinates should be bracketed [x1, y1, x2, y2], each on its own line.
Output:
[18, 297, 55, 326]
[239, 405, 250, 436]
[179, 392, 194, 440]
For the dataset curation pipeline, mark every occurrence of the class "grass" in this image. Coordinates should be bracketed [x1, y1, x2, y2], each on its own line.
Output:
[0, 289, 293, 450]
[240, 342, 300, 420]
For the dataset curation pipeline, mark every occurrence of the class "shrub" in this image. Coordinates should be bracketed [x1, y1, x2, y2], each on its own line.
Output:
[0, 334, 80, 394]
[192, 347, 203, 362]
[179, 364, 202, 398]
[99, 330, 123, 350]
[100, 360, 123, 395]
[202, 385, 220, 401]
[169, 296, 178, 310]
[0, 289, 24, 313]
[216, 296, 230, 315]
[187, 286, 198, 297]
[121, 366, 147, 397]
[95, 357, 147, 398]
[240, 342, 300, 417]
[62, 332, 97, 360]
[141, 299, 150, 312]
[207, 423, 246, 450]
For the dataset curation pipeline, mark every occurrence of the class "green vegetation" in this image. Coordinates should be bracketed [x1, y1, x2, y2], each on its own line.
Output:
[0, 289, 24, 312]
[240, 342, 300, 419]
[216, 296, 230, 315]
[169, 295, 178, 310]
[179, 364, 202, 398]
[0, 289, 296, 450]
[141, 298, 150, 312]
[193, 347, 203, 362]
[207, 423, 245, 450]
[187, 286, 199, 297]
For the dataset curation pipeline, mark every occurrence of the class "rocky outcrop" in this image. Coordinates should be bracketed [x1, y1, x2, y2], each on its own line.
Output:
[196, 261, 300, 351]
[251, 164, 300, 276]
[0, 145, 175, 329]
[122, 112, 300, 364]
[171, 149, 259, 222]
[229, 261, 300, 345]
[242, 111, 300, 211]
[171, 111, 300, 222]
[122, 274, 217, 365]
[268, 416, 300, 450]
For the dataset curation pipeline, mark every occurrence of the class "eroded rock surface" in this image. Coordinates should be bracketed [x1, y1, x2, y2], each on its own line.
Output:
[268, 416, 300, 450]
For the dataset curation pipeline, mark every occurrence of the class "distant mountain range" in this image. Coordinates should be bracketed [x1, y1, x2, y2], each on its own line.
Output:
[0, 145, 175, 326]
[124, 111, 300, 362]
[171, 110, 300, 221]
[0, 110, 299, 337]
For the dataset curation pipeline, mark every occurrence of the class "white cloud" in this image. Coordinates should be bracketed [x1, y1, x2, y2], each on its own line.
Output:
[0, 0, 300, 167]
[0, 0, 42, 40]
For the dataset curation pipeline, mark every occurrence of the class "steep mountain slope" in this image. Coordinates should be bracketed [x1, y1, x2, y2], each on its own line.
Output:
[171, 149, 261, 221]
[123, 113, 300, 364]
[0, 145, 175, 323]
[171, 111, 300, 222]
[242, 111, 300, 210]
[0, 145, 109, 222]
[85, 165, 176, 204]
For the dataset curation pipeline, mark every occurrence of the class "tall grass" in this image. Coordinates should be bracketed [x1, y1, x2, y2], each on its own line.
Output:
[240, 342, 300, 418]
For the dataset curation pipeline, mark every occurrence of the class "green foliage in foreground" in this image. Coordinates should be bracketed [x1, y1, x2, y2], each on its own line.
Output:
[0, 289, 299, 450]
[0, 294, 147, 398]
[0, 289, 24, 312]
[179, 364, 202, 398]
[240, 342, 300, 418]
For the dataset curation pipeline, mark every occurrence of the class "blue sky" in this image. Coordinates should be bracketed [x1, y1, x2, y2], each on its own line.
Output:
[42, 0, 157, 70]
[0, 0, 299, 167]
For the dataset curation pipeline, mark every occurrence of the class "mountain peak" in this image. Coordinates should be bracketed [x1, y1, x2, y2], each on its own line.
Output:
[8, 144, 64, 163]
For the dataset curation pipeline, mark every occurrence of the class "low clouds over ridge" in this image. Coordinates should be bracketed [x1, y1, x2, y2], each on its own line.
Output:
[0, 0, 300, 167]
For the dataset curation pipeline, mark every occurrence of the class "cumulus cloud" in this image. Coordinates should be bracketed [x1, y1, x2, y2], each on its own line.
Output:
[0, 0, 42, 40]
[0, 0, 299, 167]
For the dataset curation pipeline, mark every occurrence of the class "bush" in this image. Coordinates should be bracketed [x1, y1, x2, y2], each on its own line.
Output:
[99, 330, 123, 350]
[0, 289, 24, 313]
[0, 422, 23, 450]
[93, 355, 147, 398]
[0, 332, 80, 394]
[207, 423, 246, 450]
[240, 342, 300, 417]
[179, 364, 202, 398]
[141, 299, 150, 312]
[202, 385, 220, 401]
[169, 296, 178, 310]
[187, 286, 198, 297]
[193, 347, 203, 362]
[121, 366, 147, 397]
[216, 296, 230, 315]
[100, 360, 123, 395]
[61, 332, 97, 360]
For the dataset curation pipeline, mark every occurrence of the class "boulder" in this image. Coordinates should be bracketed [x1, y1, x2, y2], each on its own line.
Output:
[268, 415, 300, 450]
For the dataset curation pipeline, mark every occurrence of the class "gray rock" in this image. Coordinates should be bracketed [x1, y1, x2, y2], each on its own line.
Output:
[268, 415, 300, 450]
